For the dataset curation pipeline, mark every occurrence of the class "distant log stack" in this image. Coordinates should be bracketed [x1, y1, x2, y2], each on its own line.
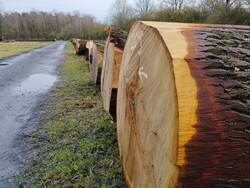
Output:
[73, 39, 88, 56]
[72, 38, 77, 48]
[101, 27, 127, 118]
[117, 21, 250, 188]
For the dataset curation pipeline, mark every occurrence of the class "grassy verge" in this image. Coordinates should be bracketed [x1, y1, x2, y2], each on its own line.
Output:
[20, 42, 125, 187]
[0, 42, 50, 59]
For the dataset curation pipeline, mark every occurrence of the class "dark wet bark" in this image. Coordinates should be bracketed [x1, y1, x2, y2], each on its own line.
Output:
[177, 28, 250, 188]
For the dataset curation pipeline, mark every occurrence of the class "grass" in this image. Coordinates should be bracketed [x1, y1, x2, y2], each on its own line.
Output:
[20, 42, 126, 187]
[0, 42, 50, 59]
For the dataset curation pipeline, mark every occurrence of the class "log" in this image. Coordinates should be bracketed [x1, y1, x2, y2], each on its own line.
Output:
[117, 21, 250, 188]
[101, 28, 127, 118]
[73, 39, 88, 56]
[86, 40, 94, 62]
[72, 38, 79, 53]
[72, 38, 77, 49]
[90, 42, 105, 85]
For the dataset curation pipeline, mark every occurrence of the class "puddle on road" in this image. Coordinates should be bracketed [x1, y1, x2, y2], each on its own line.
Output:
[14, 74, 57, 95]
[0, 62, 9, 66]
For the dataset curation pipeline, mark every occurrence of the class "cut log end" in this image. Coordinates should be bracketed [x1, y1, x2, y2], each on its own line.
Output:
[101, 31, 126, 118]
[86, 41, 105, 86]
[117, 21, 250, 188]
[117, 22, 179, 188]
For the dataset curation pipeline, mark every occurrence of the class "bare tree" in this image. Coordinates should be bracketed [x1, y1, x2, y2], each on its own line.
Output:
[223, 0, 250, 7]
[135, 0, 155, 18]
[224, 0, 247, 7]
[111, 0, 133, 19]
[1, 11, 105, 41]
[201, 0, 250, 9]
[111, 0, 134, 30]
[161, 0, 185, 10]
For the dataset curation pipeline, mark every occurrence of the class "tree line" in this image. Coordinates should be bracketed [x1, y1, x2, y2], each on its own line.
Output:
[111, 0, 250, 31]
[0, 0, 249, 41]
[0, 11, 105, 41]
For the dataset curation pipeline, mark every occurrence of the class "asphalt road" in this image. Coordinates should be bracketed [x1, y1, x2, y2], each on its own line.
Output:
[0, 42, 67, 187]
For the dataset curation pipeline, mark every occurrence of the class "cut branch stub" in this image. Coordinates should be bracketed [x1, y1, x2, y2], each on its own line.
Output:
[117, 21, 250, 188]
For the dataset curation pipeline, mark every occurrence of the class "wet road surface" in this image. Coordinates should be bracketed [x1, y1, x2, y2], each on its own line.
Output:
[0, 42, 67, 187]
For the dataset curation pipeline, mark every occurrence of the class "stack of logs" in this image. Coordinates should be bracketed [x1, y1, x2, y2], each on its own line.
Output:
[72, 38, 88, 56]
[74, 22, 250, 188]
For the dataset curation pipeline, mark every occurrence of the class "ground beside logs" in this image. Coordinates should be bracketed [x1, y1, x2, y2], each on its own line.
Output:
[117, 21, 250, 188]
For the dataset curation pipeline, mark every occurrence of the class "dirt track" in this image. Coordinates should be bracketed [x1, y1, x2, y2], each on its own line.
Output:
[0, 42, 66, 187]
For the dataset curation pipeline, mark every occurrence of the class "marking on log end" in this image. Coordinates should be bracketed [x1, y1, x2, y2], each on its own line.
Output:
[138, 66, 148, 83]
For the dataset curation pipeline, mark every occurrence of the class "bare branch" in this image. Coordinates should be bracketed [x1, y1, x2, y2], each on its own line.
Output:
[135, 0, 155, 18]
[161, 0, 185, 10]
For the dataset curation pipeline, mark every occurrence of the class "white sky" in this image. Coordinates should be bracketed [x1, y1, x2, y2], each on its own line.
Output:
[0, 0, 137, 22]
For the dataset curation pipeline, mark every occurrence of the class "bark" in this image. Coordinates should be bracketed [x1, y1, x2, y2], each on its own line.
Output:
[109, 27, 128, 50]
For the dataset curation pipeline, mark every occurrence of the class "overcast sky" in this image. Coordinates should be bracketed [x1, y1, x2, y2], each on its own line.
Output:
[0, 0, 136, 22]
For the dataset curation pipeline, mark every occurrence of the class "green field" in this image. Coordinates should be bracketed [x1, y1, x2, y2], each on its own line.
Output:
[0, 42, 50, 59]
[19, 43, 125, 187]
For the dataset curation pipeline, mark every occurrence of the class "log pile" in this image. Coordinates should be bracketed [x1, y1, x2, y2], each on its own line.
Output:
[101, 28, 127, 118]
[117, 21, 250, 188]
[72, 38, 88, 56]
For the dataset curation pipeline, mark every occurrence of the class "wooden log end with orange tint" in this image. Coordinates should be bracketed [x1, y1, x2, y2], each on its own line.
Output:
[117, 21, 250, 188]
